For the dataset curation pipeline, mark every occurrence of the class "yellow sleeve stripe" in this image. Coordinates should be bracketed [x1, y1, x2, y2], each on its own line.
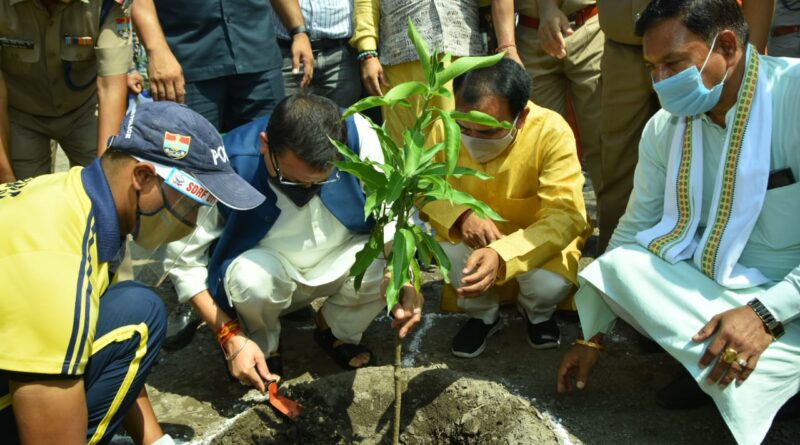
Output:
[62, 211, 97, 375]
[87, 323, 149, 445]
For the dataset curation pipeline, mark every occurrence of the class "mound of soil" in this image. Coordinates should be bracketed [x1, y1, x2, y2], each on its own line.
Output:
[211, 366, 559, 444]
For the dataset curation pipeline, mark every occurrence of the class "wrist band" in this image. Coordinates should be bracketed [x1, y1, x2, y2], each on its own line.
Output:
[216, 319, 241, 346]
[357, 50, 379, 62]
[574, 338, 604, 351]
[495, 43, 517, 54]
[224, 338, 250, 362]
[289, 25, 308, 37]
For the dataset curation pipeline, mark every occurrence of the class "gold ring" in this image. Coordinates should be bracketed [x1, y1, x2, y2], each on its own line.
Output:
[721, 347, 738, 365]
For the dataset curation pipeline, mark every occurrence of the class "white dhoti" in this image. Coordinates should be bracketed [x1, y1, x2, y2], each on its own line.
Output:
[441, 241, 573, 324]
[576, 245, 800, 445]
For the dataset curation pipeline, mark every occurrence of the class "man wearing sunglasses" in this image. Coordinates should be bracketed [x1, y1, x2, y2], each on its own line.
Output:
[166, 93, 421, 388]
[0, 101, 265, 444]
[422, 58, 591, 359]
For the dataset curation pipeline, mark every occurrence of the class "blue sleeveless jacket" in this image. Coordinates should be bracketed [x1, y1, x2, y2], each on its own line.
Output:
[206, 114, 374, 317]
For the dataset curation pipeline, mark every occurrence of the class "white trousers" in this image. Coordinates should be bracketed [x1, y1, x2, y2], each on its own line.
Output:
[440, 242, 573, 325]
[224, 248, 386, 354]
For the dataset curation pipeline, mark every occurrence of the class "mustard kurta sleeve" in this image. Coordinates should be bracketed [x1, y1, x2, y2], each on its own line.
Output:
[350, 0, 380, 52]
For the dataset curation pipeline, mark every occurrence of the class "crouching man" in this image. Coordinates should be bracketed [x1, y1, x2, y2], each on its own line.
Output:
[421, 59, 591, 358]
[166, 93, 421, 390]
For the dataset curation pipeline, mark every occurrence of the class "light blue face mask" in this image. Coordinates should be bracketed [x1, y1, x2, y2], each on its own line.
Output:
[652, 34, 730, 117]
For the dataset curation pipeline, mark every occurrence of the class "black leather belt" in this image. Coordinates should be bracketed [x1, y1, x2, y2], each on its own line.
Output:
[277, 38, 348, 51]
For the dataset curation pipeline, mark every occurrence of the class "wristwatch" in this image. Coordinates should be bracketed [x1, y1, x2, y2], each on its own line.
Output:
[747, 298, 785, 339]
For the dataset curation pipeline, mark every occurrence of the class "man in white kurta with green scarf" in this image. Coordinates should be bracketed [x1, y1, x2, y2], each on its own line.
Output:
[556, 1, 800, 444]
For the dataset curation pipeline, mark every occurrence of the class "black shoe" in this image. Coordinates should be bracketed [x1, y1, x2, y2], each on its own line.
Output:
[163, 303, 202, 352]
[518, 306, 560, 349]
[451, 318, 501, 358]
[656, 372, 712, 409]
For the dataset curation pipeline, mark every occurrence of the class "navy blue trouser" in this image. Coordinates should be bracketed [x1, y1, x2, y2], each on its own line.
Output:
[1, 281, 166, 444]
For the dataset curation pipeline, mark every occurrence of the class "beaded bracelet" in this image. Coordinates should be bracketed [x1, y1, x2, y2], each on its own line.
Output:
[357, 50, 379, 62]
[574, 338, 604, 351]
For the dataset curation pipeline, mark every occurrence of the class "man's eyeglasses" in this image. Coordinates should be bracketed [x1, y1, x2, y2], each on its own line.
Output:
[270, 152, 340, 187]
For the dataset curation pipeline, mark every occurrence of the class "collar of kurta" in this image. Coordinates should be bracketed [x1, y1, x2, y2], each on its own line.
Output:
[81, 158, 124, 263]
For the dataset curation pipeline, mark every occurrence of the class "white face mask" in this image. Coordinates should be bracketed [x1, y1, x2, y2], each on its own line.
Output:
[461, 116, 519, 163]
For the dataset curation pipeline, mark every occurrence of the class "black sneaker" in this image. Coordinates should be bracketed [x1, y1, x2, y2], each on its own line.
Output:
[519, 306, 560, 349]
[451, 318, 501, 358]
[163, 303, 202, 351]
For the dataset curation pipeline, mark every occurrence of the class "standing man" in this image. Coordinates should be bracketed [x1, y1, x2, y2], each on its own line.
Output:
[557, 2, 800, 443]
[0, 0, 133, 182]
[271, 0, 361, 108]
[516, 0, 603, 202]
[422, 59, 590, 358]
[0, 102, 265, 444]
[768, 0, 800, 57]
[153, 0, 314, 132]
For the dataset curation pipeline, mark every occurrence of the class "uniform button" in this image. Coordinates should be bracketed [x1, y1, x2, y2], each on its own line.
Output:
[225, 16, 232, 24]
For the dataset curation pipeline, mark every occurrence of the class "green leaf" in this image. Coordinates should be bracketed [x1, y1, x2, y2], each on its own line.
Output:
[385, 171, 406, 204]
[402, 129, 424, 175]
[420, 164, 492, 180]
[410, 225, 432, 268]
[419, 230, 451, 282]
[383, 81, 429, 104]
[386, 227, 416, 311]
[330, 137, 359, 162]
[448, 189, 506, 221]
[434, 52, 504, 89]
[343, 96, 390, 119]
[334, 161, 387, 191]
[350, 228, 383, 291]
[407, 19, 432, 88]
[449, 110, 512, 129]
[418, 142, 444, 169]
[440, 111, 460, 174]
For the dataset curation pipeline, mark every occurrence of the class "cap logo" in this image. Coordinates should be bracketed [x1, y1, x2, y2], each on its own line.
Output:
[210, 145, 229, 166]
[164, 168, 217, 206]
[163, 131, 191, 159]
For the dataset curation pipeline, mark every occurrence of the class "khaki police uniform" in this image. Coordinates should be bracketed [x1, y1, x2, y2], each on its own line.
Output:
[594, 0, 660, 253]
[515, 0, 603, 201]
[0, 0, 132, 179]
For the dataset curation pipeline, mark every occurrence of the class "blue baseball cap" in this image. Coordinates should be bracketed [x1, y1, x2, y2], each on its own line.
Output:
[107, 101, 265, 210]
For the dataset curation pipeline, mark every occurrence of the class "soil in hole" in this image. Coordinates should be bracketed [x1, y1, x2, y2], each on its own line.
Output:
[211, 366, 560, 445]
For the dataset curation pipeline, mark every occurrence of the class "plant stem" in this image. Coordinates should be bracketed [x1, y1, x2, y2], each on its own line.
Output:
[393, 331, 402, 445]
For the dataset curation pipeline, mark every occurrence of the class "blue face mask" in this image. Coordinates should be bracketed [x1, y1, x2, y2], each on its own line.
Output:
[652, 34, 730, 117]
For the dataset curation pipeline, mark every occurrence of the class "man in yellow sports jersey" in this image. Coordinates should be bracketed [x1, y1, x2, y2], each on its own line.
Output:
[0, 101, 264, 444]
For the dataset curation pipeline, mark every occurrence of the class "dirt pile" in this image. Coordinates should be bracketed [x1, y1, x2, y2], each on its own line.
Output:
[211, 366, 560, 445]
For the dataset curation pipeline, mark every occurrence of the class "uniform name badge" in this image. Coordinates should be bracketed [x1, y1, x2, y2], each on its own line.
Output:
[0, 37, 34, 50]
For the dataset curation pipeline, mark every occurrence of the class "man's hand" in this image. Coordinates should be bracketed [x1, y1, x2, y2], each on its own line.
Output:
[457, 247, 501, 298]
[459, 212, 503, 249]
[556, 343, 601, 393]
[360, 57, 388, 97]
[537, 0, 573, 59]
[147, 48, 185, 102]
[391, 282, 424, 338]
[693, 306, 774, 388]
[127, 71, 145, 95]
[225, 333, 280, 393]
[291, 33, 314, 87]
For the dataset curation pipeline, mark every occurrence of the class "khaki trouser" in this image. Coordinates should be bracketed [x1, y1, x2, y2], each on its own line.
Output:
[223, 248, 386, 355]
[516, 16, 604, 195]
[382, 60, 454, 146]
[9, 94, 98, 179]
[595, 39, 659, 252]
[441, 242, 573, 325]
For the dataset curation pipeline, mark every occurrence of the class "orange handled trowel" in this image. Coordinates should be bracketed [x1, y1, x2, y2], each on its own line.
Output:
[268, 380, 302, 419]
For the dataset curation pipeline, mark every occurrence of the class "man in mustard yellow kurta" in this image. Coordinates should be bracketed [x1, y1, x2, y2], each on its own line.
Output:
[421, 58, 590, 358]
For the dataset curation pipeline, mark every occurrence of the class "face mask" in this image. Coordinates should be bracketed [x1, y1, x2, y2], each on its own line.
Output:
[652, 34, 730, 117]
[461, 116, 519, 163]
[269, 174, 321, 207]
[132, 188, 196, 250]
